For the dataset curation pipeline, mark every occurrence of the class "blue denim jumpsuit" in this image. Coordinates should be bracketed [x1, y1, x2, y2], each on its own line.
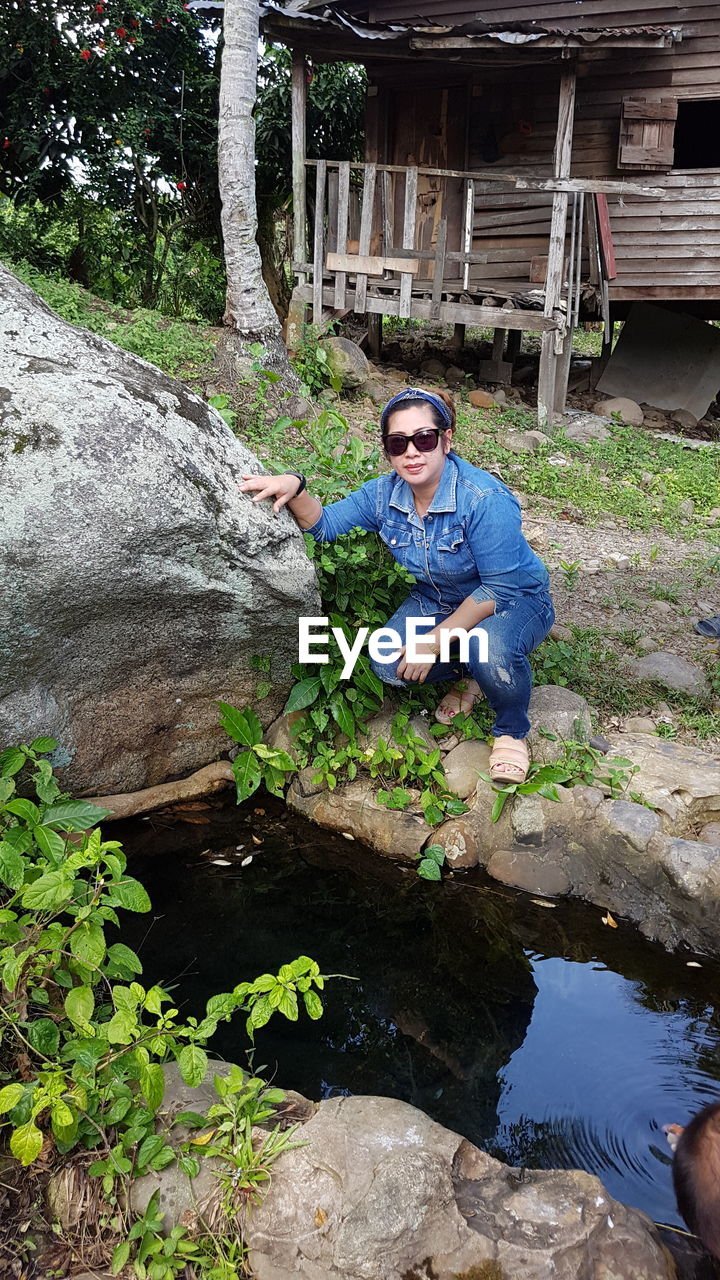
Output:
[306, 452, 554, 738]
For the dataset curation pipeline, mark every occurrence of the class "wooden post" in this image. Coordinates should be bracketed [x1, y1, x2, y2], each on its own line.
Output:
[554, 191, 578, 414]
[451, 323, 466, 354]
[291, 51, 307, 288]
[354, 163, 377, 315]
[367, 313, 383, 360]
[312, 160, 326, 324]
[506, 330, 522, 363]
[334, 161, 350, 311]
[399, 166, 418, 319]
[430, 218, 448, 321]
[538, 60, 576, 430]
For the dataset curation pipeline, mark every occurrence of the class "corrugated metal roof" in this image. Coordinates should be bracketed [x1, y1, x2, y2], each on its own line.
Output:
[258, 4, 680, 43]
[189, 1, 680, 46]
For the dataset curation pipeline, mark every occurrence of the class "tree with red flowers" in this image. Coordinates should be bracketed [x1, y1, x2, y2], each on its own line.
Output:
[0, 0, 220, 307]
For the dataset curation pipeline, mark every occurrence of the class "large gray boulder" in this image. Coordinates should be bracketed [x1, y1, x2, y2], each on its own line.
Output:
[0, 264, 319, 794]
[243, 1094, 672, 1280]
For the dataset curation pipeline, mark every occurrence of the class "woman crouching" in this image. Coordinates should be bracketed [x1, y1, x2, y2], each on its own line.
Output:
[239, 387, 554, 784]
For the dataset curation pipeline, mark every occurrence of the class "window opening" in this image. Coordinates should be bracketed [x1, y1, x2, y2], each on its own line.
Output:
[673, 100, 720, 169]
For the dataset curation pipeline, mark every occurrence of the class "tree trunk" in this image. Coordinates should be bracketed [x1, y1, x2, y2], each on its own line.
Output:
[217, 0, 294, 378]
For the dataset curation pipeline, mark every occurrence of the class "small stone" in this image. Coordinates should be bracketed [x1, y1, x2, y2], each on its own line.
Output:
[469, 388, 497, 409]
[673, 408, 698, 430]
[563, 413, 611, 444]
[420, 358, 446, 380]
[623, 715, 656, 735]
[524, 524, 547, 552]
[364, 380, 388, 407]
[699, 822, 720, 846]
[528, 685, 593, 764]
[696, 600, 715, 615]
[494, 388, 507, 404]
[636, 636, 658, 654]
[677, 498, 695, 519]
[550, 623, 572, 642]
[605, 798, 663, 852]
[487, 848, 570, 897]
[432, 817, 481, 870]
[592, 396, 644, 426]
[515, 490, 529, 509]
[442, 739, 491, 800]
[641, 471, 654, 486]
[630, 651, 710, 698]
[656, 701, 674, 721]
[444, 365, 465, 388]
[511, 794, 546, 845]
[589, 735, 611, 753]
[708, 508, 720, 523]
[605, 552, 631, 571]
[500, 430, 550, 454]
[651, 599, 673, 615]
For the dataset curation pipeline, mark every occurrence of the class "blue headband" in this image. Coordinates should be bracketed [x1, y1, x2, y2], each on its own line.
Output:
[380, 388, 453, 433]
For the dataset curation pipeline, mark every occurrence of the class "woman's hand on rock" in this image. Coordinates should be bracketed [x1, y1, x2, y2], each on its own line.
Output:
[238, 473, 300, 514]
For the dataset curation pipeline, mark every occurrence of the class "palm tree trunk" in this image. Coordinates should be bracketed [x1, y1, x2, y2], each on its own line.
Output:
[217, 0, 293, 377]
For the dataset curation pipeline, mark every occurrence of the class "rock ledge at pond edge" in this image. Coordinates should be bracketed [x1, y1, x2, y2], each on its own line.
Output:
[284, 686, 720, 955]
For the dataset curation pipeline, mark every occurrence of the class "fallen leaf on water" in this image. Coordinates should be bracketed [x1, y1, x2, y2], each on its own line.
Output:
[252, 835, 263, 845]
[341, 832, 355, 841]
[686, 961, 702, 968]
[241, 856, 253, 867]
[530, 898, 557, 909]
[212, 858, 231, 866]
[602, 911, 618, 928]
[254, 807, 266, 816]
[314, 1207, 327, 1228]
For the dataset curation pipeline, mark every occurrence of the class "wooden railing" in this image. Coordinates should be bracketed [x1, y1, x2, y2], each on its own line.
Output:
[298, 158, 663, 330]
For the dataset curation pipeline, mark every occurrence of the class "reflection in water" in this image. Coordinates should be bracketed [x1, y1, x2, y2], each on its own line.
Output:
[492, 957, 720, 1226]
[118, 798, 720, 1232]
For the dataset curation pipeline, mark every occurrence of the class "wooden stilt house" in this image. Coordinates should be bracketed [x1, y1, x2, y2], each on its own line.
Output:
[260, 0, 720, 424]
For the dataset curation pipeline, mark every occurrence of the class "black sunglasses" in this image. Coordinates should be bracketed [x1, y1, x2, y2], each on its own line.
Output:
[384, 427, 446, 458]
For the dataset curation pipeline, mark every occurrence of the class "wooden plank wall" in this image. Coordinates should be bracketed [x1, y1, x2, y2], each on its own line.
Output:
[367, 2, 720, 301]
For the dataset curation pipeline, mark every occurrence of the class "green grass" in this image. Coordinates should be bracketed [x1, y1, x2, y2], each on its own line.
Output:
[458, 403, 720, 534]
[5, 258, 215, 380]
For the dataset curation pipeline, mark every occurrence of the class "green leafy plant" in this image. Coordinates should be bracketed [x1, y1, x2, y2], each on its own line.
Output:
[479, 738, 642, 822]
[478, 762, 568, 823]
[415, 843, 447, 882]
[208, 393, 237, 430]
[559, 559, 581, 590]
[292, 325, 342, 396]
[217, 703, 296, 804]
[0, 742, 330, 1176]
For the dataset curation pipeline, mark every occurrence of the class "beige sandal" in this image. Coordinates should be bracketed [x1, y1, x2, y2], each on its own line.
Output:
[435, 679, 483, 725]
[489, 735, 530, 784]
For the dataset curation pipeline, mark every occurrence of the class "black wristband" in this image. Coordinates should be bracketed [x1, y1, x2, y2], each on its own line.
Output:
[287, 471, 306, 497]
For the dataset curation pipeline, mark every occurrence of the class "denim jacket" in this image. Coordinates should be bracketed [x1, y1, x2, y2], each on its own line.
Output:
[306, 452, 550, 609]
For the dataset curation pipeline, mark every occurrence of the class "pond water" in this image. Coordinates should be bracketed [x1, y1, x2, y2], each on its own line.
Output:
[117, 796, 720, 1235]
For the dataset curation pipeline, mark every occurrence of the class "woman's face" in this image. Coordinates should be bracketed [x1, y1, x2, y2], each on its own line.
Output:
[384, 405, 453, 488]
